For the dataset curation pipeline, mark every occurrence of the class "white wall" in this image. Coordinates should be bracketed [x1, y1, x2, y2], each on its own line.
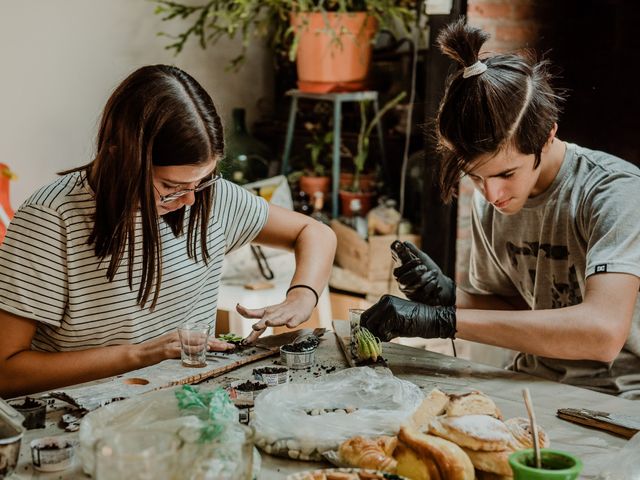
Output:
[0, 0, 273, 207]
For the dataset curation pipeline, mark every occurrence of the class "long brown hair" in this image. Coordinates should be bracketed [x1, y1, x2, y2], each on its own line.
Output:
[435, 19, 563, 202]
[68, 65, 224, 309]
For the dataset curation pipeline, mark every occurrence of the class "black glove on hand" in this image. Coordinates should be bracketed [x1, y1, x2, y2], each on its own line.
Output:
[394, 242, 456, 306]
[360, 295, 456, 342]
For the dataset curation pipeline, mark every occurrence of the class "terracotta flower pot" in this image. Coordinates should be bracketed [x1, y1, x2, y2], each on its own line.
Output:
[339, 190, 376, 217]
[339, 172, 377, 193]
[299, 175, 330, 197]
[291, 12, 378, 93]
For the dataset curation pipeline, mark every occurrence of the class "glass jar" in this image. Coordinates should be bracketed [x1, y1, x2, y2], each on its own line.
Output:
[94, 431, 181, 480]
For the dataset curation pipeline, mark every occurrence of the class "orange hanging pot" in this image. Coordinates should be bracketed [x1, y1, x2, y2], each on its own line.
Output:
[291, 12, 378, 94]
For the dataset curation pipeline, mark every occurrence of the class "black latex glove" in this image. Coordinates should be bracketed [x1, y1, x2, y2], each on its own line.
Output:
[360, 295, 456, 342]
[393, 242, 457, 306]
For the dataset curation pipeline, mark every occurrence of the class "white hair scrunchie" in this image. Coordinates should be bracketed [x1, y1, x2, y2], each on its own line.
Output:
[463, 61, 487, 79]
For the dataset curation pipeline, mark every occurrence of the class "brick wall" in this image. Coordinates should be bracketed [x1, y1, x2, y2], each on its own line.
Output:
[467, 0, 540, 53]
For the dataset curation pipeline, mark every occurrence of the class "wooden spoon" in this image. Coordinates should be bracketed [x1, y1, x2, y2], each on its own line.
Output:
[522, 388, 542, 469]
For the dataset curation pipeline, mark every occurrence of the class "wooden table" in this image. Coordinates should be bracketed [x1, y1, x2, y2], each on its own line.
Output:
[10, 327, 637, 479]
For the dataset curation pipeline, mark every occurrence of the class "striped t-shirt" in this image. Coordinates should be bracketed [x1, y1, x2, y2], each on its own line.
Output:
[0, 171, 268, 352]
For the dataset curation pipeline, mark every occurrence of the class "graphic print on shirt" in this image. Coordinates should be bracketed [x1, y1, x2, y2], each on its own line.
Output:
[551, 265, 582, 307]
[506, 241, 583, 308]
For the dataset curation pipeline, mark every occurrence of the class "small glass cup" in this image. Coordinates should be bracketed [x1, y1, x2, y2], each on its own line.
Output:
[349, 308, 365, 359]
[94, 431, 181, 480]
[178, 321, 211, 368]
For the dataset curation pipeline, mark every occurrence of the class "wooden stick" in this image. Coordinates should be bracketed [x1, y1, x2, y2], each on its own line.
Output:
[522, 388, 542, 469]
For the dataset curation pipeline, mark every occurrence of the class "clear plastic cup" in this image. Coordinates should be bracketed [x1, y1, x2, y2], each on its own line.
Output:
[349, 308, 365, 359]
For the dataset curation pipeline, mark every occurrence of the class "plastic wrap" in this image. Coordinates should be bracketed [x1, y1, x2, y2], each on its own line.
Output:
[595, 432, 640, 480]
[252, 367, 423, 461]
[78, 385, 254, 479]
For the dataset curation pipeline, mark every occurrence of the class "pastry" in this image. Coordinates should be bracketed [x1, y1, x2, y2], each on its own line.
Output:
[446, 391, 503, 419]
[429, 414, 512, 451]
[462, 448, 513, 477]
[505, 417, 549, 450]
[460, 418, 549, 476]
[397, 426, 475, 480]
[338, 436, 397, 472]
[376, 435, 398, 457]
[395, 440, 442, 480]
[408, 388, 450, 431]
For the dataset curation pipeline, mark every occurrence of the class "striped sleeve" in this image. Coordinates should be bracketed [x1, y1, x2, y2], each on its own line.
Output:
[212, 179, 269, 254]
[0, 203, 68, 326]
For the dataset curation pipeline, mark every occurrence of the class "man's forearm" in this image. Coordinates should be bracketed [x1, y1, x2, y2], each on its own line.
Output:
[455, 304, 622, 362]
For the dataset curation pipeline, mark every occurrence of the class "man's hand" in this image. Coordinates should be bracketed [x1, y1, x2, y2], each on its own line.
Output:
[360, 295, 457, 341]
[394, 242, 456, 306]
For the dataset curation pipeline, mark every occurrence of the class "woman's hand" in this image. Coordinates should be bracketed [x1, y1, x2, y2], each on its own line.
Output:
[237, 288, 317, 344]
[208, 338, 235, 352]
[136, 331, 182, 365]
[136, 330, 235, 365]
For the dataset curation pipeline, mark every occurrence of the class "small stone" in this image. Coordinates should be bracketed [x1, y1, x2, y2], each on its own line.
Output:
[286, 439, 298, 450]
[288, 449, 300, 459]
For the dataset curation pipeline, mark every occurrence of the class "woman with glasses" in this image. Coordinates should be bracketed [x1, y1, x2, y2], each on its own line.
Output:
[0, 65, 336, 397]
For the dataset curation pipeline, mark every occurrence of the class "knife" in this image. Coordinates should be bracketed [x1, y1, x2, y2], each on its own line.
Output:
[557, 408, 640, 439]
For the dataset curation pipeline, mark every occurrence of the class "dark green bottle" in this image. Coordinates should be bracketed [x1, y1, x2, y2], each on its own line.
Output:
[222, 108, 271, 185]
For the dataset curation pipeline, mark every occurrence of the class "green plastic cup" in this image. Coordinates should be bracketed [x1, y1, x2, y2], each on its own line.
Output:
[509, 448, 583, 479]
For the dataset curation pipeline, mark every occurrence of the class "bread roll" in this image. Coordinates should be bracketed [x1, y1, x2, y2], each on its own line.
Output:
[446, 391, 503, 419]
[429, 414, 512, 451]
[397, 426, 475, 480]
[505, 417, 549, 450]
[338, 435, 397, 472]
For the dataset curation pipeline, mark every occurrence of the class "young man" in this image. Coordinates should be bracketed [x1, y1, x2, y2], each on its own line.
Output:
[361, 20, 640, 399]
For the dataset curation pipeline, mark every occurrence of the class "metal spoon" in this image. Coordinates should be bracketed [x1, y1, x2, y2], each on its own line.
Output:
[522, 388, 542, 469]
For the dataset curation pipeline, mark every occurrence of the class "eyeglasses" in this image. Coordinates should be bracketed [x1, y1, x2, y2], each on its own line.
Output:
[154, 174, 222, 204]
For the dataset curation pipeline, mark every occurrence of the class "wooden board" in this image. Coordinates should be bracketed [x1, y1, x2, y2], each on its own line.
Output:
[50, 345, 279, 411]
[48, 329, 321, 412]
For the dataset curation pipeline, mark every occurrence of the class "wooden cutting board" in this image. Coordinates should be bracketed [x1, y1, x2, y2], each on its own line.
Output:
[50, 345, 279, 411]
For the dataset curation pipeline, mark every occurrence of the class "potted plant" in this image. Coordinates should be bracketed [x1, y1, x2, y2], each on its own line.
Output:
[152, 1, 417, 91]
[298, 121, 332, 197]
[339, 91, 406, 216]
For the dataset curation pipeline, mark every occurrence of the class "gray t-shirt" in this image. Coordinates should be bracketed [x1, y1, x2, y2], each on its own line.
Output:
[469, 142, 640, 398]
